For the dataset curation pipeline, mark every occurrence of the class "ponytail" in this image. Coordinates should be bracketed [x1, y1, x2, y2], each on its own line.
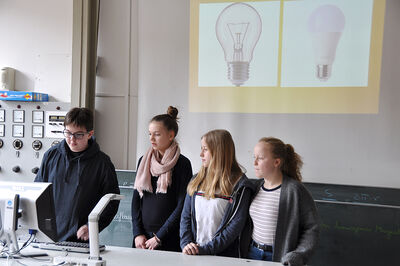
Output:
[259, 137, 303, 182]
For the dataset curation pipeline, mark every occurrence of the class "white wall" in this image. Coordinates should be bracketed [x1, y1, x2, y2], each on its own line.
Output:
[0, 0, 72, 102]
[134, 0, 400, 188]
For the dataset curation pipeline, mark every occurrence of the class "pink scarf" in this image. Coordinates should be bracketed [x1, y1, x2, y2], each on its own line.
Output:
[134, 141, 180, 197]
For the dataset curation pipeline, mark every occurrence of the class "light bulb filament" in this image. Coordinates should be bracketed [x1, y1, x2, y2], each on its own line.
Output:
[228, 22, 249, 62]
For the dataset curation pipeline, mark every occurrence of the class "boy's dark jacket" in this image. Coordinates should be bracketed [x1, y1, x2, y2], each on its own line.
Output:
[35, 138, 120, 241]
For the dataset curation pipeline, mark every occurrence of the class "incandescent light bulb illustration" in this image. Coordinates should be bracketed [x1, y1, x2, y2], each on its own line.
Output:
[216, 2, 262, 86]
[308, 4, 345, 81]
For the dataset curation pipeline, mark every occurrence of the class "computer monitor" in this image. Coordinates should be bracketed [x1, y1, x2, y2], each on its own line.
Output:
[0, 181, 58, 248]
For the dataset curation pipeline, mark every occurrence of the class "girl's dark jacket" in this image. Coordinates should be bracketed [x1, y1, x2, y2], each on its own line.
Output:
[180, 174, 254, 257]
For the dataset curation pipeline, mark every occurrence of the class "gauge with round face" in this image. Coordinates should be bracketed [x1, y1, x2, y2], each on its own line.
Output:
[12, 124, 24, 138]
[32, 125, 44, 138]
[13, 110, 25, 123]
[32, 110, 44, 123]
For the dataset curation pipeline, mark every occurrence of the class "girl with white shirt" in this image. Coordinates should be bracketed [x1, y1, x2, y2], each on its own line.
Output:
[180, 129, 254, 257]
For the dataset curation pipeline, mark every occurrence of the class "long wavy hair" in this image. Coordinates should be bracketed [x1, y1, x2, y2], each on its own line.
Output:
[259, 137, 303, 182]
[187, 129, 243, 198]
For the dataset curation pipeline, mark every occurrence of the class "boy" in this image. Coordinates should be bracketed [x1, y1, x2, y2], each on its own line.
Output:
[35, 107, 120, 242]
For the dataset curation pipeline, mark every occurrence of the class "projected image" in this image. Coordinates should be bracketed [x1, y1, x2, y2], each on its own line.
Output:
[281, 0, 374, 87]
[198, 2, 280, 87]
[190, 0, 384, 113]
[216, 2, 262, 87]
[308, 5, 345, 82]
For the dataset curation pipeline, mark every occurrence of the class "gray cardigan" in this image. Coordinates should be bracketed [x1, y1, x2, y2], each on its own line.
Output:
[250, 177, 319, 265]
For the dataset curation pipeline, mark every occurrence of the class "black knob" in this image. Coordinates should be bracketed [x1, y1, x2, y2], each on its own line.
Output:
[51, 140, 60, 147]
[0, 139, 3, 148]
[32, 140, 42, 151]
[12, 166, 20, 173]
[13, 139, 23, 150]
[32, 167, 39, 174]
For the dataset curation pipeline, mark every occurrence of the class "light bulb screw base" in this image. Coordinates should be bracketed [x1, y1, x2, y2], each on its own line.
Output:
[228, 62, 249, 86]
[316, 64, 331, 82]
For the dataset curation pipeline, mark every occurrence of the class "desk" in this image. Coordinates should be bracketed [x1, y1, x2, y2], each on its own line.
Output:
[0, 245, 282, 266]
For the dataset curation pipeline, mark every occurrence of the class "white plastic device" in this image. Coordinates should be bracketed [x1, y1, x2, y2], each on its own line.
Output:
[2, 194, 20, 253]
[53, 193, 124, 266]
[0, 67, 15, 91]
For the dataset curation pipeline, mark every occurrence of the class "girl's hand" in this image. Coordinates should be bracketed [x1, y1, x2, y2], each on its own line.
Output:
[134, 235, 147, 249]
[145, 236, 160, 250]
[182, 242, 199, 255]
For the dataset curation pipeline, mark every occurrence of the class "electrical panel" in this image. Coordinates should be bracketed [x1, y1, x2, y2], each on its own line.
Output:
[0, 102, 70, 182]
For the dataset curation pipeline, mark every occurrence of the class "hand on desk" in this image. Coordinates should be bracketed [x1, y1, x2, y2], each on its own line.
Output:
[182, 242, 199, 255]
[77, 225, 89, 241]
[135, 235, 148, 249]
[145, 236, 160, 250]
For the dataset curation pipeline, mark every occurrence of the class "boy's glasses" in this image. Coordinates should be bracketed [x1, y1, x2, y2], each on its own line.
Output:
[63, 129, 89, 140]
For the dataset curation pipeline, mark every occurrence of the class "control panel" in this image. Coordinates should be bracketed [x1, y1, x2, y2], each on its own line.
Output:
[0, 102, 70, 182]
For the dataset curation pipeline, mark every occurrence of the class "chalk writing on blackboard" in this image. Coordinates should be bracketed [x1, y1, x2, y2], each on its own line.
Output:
[320, 221, 400, 239]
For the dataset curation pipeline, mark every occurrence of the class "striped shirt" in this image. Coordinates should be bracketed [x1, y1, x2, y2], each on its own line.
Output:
[249, 185, 281, 246]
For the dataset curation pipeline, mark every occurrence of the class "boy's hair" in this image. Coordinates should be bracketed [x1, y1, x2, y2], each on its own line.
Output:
[64, 107, 94, 131]
[187, 129, 243, 198]
[259, 137, 303, 182]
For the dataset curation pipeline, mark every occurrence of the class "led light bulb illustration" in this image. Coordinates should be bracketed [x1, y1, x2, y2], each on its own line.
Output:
[308, 4, 345, 81]
[216, 2, 262, 86]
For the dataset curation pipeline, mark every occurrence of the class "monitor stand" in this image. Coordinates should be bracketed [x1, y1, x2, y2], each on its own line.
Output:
[52, 193, 123, 266]
[1, 194, 20, 253]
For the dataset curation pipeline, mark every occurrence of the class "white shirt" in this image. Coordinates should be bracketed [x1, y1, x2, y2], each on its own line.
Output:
[195, 192, 231, 245]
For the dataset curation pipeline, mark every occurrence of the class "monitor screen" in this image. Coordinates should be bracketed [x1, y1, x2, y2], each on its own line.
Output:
[0, 181, 57, 243]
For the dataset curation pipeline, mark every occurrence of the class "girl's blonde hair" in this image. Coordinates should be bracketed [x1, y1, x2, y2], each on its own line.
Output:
[187, 129, 243, 198]
[259, 137, 303, 182]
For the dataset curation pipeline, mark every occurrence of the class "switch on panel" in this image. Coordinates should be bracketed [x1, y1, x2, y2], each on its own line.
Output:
[31, 167, 39, 174]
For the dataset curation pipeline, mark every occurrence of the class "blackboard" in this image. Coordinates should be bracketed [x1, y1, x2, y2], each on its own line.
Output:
[304, 182, 400, 206]
[99, 170, 135, 247]
[303, 183, 400, 266]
